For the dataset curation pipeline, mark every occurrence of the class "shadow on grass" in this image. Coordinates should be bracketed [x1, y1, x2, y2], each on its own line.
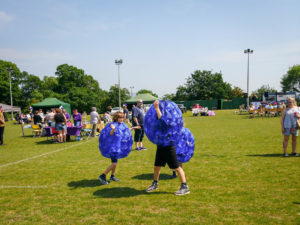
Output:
[293, 202, 300, 205]
[246, 154, 283, 157]
[35, 139, 79, 145]
[132, 173, 172, 180]
[93, 187, 170, 198]
[68, 179, 100, 189]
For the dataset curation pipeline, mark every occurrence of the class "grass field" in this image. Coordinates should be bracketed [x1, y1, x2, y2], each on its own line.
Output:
[0, 110, 299, 224]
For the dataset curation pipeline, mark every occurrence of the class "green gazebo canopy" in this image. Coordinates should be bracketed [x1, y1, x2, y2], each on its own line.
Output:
[125, 93, 158, 104]
[32, 98, 71, 115]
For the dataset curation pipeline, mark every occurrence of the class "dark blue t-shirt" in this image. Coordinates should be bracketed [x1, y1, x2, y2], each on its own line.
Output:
[132, 107, 145, 125]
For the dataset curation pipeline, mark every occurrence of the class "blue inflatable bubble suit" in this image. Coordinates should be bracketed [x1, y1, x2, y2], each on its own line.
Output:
[175, 128, 195, 163]
[99, 122, 133, 159]
[144, 100, 183, 146]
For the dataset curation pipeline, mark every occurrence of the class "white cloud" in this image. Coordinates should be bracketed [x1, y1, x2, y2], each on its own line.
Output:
[0, 11, 13, 23]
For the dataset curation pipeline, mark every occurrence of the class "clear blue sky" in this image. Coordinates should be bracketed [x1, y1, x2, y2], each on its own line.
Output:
[1, 0, 299, 97]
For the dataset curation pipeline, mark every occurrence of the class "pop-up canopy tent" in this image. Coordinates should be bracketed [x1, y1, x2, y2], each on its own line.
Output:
[32, 98, 71, 115]
[0, 103, 21, 114]
[124, 93, 158, 105]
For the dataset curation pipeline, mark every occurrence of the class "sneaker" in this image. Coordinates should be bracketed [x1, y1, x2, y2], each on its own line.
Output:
[110, 176, 120, 182]
[98, 175, 109, 185]
[135, 147, 141, 151]
[283, 153, 289, 157]
[291, 153, 299, 157]
[174, 184, 190, 196]
[146, 182, 158, 192]
[141, 147, 147, 150]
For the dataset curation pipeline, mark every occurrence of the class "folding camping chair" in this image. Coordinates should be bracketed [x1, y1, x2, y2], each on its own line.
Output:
[32, 124, 42, 137]
[81, 123, 93, 139]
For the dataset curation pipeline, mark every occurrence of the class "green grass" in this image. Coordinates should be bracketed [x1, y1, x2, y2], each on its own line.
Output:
[0, 110, 299, 224]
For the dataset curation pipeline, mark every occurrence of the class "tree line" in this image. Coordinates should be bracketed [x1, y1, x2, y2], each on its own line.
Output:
[0, 59, 299, 112]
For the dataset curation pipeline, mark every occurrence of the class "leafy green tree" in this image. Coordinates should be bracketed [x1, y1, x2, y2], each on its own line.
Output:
[281, 65, 300, 92]
[162, 93, 175, 100]
[136, 89, 158, 98]
[0, 60, 23, 106]
[174, 70, 232, 100]
[251, 85, 277, 100]
[231, 86, 244, 98]
[102, 85, 130, 109]
[54, 64, 108, 112]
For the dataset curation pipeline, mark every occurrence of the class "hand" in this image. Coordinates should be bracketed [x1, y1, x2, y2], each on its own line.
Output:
[282, 127, 285, 133]
[110, 124, 115, 130]
[154, 100, 159, 109]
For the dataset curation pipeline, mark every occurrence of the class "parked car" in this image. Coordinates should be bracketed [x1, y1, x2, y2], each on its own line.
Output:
[177, 104, 187, 113]
[110, 107, 123, 115]
[190, 103, 202, 110]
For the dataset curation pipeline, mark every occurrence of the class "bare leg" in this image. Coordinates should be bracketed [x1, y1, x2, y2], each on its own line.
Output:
[154, 166, 161, 181]
[104, 164, 114, 175]
[174, 167, 186, 183]
[283, 135, 289, 154]
[110, 163, 117, 176]
[139, 142, 143, 148]
[292, 135, 297, 153]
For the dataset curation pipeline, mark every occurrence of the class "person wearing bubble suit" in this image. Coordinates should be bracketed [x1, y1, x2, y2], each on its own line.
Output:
[145, 100, 190, 195]
[170, 127, 195, 178]
[98, 112, 133, 185]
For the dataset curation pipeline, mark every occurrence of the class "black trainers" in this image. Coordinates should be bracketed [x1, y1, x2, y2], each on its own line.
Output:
[110, 176, 120, 182]
[174, 184, 190, 195]
[146, 182, 158, 192]
[98, 175, 109, 185]
[292, 153, 299, 157]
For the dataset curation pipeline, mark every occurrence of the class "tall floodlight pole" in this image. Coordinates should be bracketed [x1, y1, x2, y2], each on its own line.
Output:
[115, 59, 123, 109]
[130, 86, 134, 97]
[7, 68, 14, 120]
[244, 49, 254, 108]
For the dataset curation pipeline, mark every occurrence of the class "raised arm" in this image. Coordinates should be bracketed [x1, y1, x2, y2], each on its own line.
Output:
[154, 100, 162, 119]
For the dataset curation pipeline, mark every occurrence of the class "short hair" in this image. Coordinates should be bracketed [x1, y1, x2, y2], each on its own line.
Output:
[112, 112, 125, 122]
[56, 108, 61, 114]
[91, 107, 96, 111]
[35, 110, 39, 114]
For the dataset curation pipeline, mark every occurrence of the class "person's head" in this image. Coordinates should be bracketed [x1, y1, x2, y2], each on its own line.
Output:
[0, 106, 3, 113]
[51, 108, 56, 113]
[63, 109, 67, 114]
[56, 108, 61, 114]
[112, 112, 125, 123]
[35, 110, 39, 115]
[91, 107, 96, 112]
[137, 99, 143, 108]
[287, 97, 297, 108]
[73, 109, 78, 115]
[39, 109, 43, 112]
[123, 105, 127, 109]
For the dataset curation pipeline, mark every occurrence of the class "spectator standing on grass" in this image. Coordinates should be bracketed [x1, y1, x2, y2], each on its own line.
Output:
[132, 99, 147, 151]
[0, 106, 5, 146]
[281, 97, 300, 157]
[90, 107, 99, 137]
[54, 108, 67, 143]
[63, 109, 70, 123]
[123, 105, 129, 123]
[72, 109, 82, 126]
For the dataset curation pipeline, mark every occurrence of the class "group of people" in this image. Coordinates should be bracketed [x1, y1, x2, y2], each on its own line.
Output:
[98, 99, 193, 196]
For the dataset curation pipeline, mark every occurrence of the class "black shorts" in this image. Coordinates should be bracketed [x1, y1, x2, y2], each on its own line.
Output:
[154, 145, 179, 169]
[134, 125, 144, 142]
[111, 158, 118, 163]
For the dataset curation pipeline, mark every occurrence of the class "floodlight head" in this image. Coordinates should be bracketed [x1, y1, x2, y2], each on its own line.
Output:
[115, 59, 123, 65]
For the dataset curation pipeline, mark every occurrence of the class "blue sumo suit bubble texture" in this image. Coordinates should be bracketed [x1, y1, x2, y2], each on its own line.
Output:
[99, 122, 133, 159]
[144, 100, 183, 146]
[175, 128, 195, 163]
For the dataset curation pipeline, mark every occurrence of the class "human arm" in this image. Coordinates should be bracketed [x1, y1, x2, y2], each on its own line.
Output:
[154, 100, 162, 119]
[110, 124, 115, 135]
[281, 110, 285, 133]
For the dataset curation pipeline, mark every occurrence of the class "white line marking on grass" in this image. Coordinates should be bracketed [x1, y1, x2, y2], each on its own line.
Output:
[0, 141, 88, 169]
[0, 185, 48, 188]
